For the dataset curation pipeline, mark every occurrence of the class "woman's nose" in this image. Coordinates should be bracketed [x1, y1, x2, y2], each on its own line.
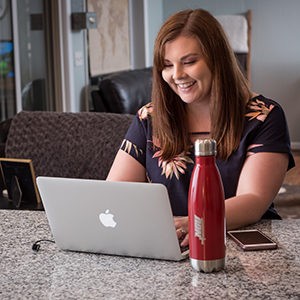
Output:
[172, 65, 185, 80]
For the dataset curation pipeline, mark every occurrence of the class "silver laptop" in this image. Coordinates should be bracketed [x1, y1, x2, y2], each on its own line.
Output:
[36, 176, 189, 261]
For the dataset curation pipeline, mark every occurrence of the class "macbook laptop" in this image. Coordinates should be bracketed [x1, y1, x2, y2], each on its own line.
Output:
[36, 176, 189, 261]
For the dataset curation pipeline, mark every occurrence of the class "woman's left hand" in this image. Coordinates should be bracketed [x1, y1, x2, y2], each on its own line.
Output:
[174, 216, 189, 247]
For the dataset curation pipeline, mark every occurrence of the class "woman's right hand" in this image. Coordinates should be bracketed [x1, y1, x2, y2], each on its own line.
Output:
[174, 216, 189, 247]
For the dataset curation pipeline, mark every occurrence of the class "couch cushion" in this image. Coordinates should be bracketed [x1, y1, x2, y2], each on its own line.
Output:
[5, 111, 134, 180]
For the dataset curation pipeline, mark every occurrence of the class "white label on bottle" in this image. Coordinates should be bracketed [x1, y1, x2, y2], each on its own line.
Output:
[194, 214, 205, 245]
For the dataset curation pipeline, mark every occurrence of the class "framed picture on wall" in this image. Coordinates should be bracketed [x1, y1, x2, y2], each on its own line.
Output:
[87, 0, 131, 75]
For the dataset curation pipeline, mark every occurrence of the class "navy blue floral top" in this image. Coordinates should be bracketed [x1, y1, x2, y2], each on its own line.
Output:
[120, 95, 295, 219]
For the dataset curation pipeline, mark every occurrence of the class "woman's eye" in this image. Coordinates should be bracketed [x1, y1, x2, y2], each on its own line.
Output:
[163, 64, 173, 68]
[183, 60, 196, 65]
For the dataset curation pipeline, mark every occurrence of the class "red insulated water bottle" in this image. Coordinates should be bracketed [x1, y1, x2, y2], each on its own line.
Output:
[188, 139, 226, 272]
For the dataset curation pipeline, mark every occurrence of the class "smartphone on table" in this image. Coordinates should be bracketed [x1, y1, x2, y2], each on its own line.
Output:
[227, 229, 277, 251]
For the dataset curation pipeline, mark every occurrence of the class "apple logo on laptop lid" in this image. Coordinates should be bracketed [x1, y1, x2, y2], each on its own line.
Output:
[99, 209, 117, 228]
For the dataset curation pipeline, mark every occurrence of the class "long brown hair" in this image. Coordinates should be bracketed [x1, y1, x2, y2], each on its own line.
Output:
[152, 9, 251, 160]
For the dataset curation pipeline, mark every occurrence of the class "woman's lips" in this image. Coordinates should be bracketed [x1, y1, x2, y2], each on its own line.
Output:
[176, 81, 196, 91]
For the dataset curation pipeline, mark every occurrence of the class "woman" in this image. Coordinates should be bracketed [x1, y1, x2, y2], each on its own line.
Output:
[107, 9, 295, 247]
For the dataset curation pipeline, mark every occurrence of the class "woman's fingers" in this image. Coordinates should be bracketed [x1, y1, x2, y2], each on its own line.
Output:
[181, 233, 189, 247]
[174, 217, 189, 246]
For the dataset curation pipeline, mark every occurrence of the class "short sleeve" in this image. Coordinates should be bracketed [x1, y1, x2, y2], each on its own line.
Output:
[248, 103, 295, 170]
[119, 114, 148, 167]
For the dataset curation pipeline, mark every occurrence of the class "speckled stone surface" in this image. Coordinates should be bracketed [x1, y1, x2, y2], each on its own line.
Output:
[0, 210, 299, 300]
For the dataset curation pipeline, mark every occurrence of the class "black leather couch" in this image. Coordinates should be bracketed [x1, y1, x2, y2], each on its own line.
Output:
[91, 67, 152, 114]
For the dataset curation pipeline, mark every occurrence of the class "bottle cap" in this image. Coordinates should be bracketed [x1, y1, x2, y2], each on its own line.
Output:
[194, 139, 217, 156]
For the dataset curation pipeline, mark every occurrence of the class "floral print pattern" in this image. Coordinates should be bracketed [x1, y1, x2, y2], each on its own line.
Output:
[153, 150, 193, 180]
[123, 97, 283, 182]
[137, 102, 194, 180]
[121, 139, 143, 157]
[246, 98, 274, 122]
[138, 102, 153, 120]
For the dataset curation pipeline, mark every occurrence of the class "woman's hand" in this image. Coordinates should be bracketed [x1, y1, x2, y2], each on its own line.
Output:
[174, 216, 189, 247]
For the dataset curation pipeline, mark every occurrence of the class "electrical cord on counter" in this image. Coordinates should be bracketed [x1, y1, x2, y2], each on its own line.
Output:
[32, 239, 55, 252]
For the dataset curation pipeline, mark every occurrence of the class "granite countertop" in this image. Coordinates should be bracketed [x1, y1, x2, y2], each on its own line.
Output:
[0, 210, 299, 300]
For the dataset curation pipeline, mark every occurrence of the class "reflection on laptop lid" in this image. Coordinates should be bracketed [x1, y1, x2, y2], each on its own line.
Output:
[36, 177, 189, 261]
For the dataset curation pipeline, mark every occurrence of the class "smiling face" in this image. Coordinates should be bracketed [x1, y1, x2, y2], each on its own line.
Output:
[162, 35, 212, 106]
